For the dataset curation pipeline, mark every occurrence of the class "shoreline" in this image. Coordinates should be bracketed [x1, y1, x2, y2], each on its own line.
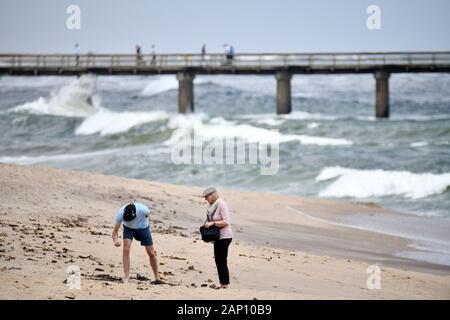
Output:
[0, 163, 449, 299]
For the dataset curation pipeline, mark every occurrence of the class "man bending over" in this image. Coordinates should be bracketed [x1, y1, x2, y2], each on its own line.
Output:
[112, 202, 163, 284]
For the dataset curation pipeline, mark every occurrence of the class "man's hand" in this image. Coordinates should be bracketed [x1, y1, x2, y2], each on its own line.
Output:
[112, 223, 121, 247]
[112, 231, 121, 247]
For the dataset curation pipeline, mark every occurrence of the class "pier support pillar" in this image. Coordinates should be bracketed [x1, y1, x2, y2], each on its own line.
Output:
[276, 71, 292, 114]
[374, 70, 390, 118]
[177, 72, 195, 113]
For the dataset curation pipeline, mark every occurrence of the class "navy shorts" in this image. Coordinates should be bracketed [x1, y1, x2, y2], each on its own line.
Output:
[123, 225, 153, 246]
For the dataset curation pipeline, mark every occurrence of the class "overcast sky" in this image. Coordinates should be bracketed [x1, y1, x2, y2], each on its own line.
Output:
[1, 0, 449, 53]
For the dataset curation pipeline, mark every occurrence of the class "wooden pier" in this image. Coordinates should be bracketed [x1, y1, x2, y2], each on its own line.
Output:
[1, 51, 449, 117]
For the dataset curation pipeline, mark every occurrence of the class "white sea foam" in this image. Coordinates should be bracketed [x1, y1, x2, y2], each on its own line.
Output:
[75, 110, 170, 136]
[8, 75, 100, 117]
[141, 76, 178, 96]
[316, 167, 450, 199]
[164, 114, 352, 146]
[307, 122, 320, 129]
[410, 141, 429, 148]
[282, 111, 337, 121]
[6, 75, 171, 136]
[255, 118, 285, 126]
[274, 134, 351, 145]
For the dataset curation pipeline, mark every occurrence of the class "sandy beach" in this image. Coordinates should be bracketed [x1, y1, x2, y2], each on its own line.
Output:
[0, 163, 449, 299]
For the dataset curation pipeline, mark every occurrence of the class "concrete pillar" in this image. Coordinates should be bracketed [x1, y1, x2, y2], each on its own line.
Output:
[374, 70, 390, 118]
[177, 72, 195, 113]
[276, 71, 292, 114]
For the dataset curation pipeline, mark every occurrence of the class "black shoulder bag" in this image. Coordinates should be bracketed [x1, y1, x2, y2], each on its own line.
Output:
[199, 207, 220, 242]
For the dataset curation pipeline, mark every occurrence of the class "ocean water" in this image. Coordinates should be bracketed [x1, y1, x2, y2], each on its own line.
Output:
[0, 74, 449, 217]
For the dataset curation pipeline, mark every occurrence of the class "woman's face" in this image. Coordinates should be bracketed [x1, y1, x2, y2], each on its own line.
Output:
[205, 194, 214, 205]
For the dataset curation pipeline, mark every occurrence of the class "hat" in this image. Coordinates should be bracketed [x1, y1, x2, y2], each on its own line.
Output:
[201, 187, 217, 198]
[123, 203, 137, 222]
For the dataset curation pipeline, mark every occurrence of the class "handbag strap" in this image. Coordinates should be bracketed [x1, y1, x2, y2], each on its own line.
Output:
[204, 202, 220, 224]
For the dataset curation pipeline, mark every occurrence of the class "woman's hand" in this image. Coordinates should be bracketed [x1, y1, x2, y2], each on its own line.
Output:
[204, 221, 215, 229]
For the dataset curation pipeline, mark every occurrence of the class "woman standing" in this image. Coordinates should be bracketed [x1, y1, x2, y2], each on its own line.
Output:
[202, 187, 233, 289]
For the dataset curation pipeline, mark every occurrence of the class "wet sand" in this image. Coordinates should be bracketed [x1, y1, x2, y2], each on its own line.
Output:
[0, 163, 449, 299]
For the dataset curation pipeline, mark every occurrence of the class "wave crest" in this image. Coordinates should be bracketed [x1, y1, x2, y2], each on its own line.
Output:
[9, 75, 100, 117]
[316, 166, 450, 199]
[164, 114, 352, 146]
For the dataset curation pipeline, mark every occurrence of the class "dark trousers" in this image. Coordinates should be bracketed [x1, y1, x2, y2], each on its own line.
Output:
[214, 238, 232, 285]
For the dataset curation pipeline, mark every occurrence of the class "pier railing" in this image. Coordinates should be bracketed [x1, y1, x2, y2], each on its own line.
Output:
[1, 52, 449, 70]
[1, 51, 449, 117]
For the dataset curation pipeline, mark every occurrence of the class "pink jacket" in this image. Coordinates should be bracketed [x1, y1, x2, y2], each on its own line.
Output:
[211, 200, 233, 240]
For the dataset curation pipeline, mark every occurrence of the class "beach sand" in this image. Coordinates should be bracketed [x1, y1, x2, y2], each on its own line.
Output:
[0, 163, 449, 299]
